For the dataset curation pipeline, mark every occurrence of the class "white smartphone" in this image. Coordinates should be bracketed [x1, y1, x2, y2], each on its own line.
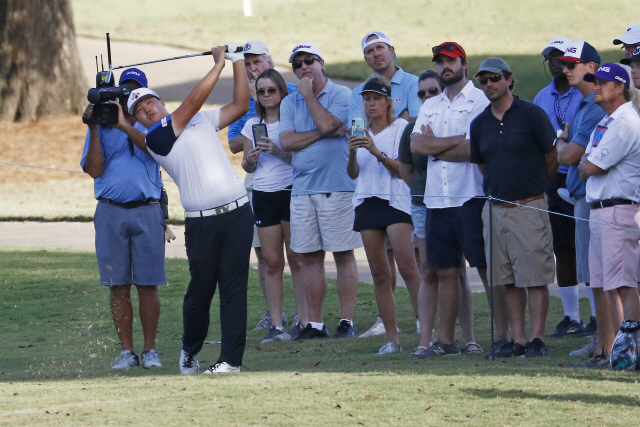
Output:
[351, 118, 366, 137]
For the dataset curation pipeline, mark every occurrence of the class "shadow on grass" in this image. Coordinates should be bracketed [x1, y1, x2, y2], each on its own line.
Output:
[325, 50, 626, 102]
[462, 387, 640, 407]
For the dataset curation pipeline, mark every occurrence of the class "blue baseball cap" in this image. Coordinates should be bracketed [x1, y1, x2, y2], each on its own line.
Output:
[620, 46, 640, 65]
[119, 68, 148, 88]
[583, 63, 629, 88]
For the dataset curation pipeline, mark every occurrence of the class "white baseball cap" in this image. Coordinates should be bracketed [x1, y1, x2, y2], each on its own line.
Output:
[613, 23, 640, 45]
[289, 42, 322, 63]
[127, 88, 159, 115]
[541, 37, 572, 56]
[243, 40, 270, 56]
[361, 31, 396, 60]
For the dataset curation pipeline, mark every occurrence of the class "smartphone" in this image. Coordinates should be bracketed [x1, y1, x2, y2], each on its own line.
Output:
[252, 123, 268, 148]
[351, 118, 366, 137]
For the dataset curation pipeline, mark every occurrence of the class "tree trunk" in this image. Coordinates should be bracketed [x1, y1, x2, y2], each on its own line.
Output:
[0, 0, 86, 121]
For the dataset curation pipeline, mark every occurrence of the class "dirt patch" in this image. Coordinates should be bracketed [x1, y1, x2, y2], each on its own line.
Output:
[0, 115, 243, 185]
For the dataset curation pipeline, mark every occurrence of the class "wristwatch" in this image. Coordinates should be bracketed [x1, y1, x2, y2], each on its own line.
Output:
[378, 152, 388, 163]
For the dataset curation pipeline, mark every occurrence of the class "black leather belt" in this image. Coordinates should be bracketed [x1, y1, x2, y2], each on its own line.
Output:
[99, 198, 159, 209]
[590, 198, 638, 210]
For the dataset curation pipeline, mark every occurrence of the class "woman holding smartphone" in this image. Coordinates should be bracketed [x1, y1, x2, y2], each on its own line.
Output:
[240, 69, 305, 343]
[347, 76, 421, 355]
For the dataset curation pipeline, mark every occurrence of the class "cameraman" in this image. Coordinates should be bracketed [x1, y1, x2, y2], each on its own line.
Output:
[80, 68, 166, 370]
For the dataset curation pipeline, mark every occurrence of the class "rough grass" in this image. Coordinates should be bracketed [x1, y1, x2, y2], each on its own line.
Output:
[71, 0, 635, 100]
[2, 248, 640, 426]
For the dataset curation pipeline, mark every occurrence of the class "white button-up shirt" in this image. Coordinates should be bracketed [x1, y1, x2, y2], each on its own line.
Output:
[412, 81, 489, 208]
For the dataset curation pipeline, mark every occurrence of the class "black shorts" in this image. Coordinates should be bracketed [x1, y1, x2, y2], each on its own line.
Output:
[252, 187, 292, 227]
[353, 197, 412, 232]
[545, 173, 576, 251]
[426, 197, 486, 268]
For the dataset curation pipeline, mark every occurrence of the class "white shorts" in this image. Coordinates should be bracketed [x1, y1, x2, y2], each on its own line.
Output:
[290, 192, 363, 253]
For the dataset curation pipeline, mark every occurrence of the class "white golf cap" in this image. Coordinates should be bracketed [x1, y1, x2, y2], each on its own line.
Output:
[127, 88, 159, 115]
[613, 23, 640, 45]
[243, 40, 270, 56]
[541, 37, 572, 56]
[361, 31, 396, 60]
[289, 42, 322, 63]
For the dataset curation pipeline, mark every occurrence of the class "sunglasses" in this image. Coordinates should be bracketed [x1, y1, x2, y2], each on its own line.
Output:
[562, 61, 588, 70]
[476, 73, 503, 85]
[432, 43, 458, 55]
[417, 87, 440, 99]
[292, 55, 322, 70]
[257, 87, 278, 96]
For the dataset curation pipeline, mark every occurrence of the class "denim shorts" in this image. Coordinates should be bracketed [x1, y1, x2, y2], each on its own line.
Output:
[411, 204, 427, 240]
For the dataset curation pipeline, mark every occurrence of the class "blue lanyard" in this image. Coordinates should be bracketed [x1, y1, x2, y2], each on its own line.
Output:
[554, 87, 577, 129]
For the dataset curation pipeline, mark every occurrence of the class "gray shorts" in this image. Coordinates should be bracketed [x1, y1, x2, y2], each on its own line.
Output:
[290, 192, 362, 253]
[94, 201, 166, 286]
[574, 197, 591, 284]
[482, 198, 555, 288]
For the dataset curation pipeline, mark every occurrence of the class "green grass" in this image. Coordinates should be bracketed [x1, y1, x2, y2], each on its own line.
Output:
[71, 0, 635, 100]
[3, 247, 640, 426]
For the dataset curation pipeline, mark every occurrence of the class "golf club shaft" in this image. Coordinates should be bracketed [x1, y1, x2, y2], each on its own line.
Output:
[111, 47, 244, 70]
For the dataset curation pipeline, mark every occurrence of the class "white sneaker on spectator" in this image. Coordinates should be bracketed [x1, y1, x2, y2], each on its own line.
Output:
[359, 316, 386, 338]
[141, 349, 162, 367]
[203, 362, 241, 374]
[570, 338, 598, 357]
[111, 350, 139, 369]
[179, 349, 199, 375]
[377, 341, 402, 355]
[252, 312, 271, 331]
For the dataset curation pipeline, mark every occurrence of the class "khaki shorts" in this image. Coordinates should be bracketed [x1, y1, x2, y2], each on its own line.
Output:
[482, 198, 555, 288]
[290, 192, 363, 253]
[589, 204, 640, 291]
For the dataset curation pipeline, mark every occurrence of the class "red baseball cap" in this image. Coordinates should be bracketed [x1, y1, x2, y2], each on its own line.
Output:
[432, 42, 466, 62]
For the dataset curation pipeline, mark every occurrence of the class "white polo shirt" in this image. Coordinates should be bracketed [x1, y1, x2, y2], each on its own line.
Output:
[412, 81, 489, 208]
[585, 102, 640, 203]
[148, 109, 247, 212]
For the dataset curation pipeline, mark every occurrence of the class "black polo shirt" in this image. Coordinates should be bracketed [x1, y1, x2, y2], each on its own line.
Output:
[470, 96, 555, 201]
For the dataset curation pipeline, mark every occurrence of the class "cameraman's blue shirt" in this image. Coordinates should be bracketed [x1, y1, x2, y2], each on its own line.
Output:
[80, 122, 162, 202]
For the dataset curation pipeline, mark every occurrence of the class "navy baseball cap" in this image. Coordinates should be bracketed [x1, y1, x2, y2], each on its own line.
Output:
[119, 68, 148, 88]
[359, 79, 391, 97]
[557, 41, 601, 64]
[583, 63, 629, 88]
[620, 46, 640, 65]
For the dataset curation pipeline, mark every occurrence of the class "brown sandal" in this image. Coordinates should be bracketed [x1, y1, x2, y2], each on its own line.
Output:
[463, 342, 484, 354]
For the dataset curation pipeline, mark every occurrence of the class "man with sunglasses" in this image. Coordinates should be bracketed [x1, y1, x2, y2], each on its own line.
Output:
[554, 41, 606, 359]
[578, 63, 640, 368]
[410, 42, 509, 358]
[227, 40, 298, 333]
[280, 42, 362, 340]
[81, 68, 166, 370]
[613, 23, 640, 59]
[470, 57, 558, 359]
[533, 38, 590, 339]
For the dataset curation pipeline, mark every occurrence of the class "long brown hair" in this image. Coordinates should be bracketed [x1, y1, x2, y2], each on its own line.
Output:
[254, 69, 289, 123]
[362, 75, 395, 127]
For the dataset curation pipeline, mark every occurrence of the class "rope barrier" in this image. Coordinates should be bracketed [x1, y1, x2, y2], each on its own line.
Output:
[2, 159, 640, 232]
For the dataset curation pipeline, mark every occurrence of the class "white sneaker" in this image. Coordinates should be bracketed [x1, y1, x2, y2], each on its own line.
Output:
[358, 316, 386, 338]
[141, 349, 162, 367]
[203, 362, 241, 374]
[179, 349, 199, 374]
[377, 341, 402, 355]
[570, 338, 598, 357]
[111, 350, 139, 369]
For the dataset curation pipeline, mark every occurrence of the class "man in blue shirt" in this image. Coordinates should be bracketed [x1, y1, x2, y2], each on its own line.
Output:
[555, 41, 606, 356]
[81, 68, 166, 370]
[349, 31, 421, 124]
[280, 42, 362, 340]
[227, 40, 298, 332]
[533, 37, 588, 338]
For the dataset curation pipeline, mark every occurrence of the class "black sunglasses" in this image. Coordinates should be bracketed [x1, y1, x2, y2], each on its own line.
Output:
[476, 73, 503, 85]
[257, 87, 278, 96]
[563, 61, 588, 70]
[292, 55, 322, 70]
[417, 87, 440, 98]
[432, 43, 458, 55]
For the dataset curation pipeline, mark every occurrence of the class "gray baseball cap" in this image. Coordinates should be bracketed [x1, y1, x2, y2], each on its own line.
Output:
[475, 57, 510, 77]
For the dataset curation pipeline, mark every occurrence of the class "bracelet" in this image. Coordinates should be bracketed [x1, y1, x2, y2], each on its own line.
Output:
[378, 152, 388, 163]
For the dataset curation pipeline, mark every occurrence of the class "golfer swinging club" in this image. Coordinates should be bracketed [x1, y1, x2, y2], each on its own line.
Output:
[121, 44, 252, 374]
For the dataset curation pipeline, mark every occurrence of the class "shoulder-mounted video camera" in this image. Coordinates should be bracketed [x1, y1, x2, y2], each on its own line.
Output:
[82, 70, 130, 126]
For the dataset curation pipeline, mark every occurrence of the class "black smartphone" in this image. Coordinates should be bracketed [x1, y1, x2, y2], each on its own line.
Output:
[252, 123, 268, 148]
